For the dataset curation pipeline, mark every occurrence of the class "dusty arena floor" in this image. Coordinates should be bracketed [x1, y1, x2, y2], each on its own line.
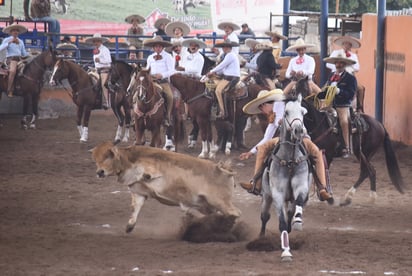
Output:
[0, 111, 411, 276]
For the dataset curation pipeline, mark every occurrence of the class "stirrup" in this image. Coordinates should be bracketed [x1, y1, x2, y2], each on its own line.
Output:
[247, 180, 260, 195]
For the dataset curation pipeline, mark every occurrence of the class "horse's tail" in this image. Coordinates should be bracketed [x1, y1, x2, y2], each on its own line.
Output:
[383, 129, 405, 193]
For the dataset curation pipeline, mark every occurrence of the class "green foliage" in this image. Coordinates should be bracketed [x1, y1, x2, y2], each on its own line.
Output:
[290, 0, 412, 13]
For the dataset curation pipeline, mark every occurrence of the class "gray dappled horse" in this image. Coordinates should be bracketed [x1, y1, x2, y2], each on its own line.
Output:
[260, 94, 311, 262]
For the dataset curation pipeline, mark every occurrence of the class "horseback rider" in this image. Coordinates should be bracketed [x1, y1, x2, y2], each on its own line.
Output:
[86, 33, 112, 110]
[239, 89, 333, 203]
[176, 38, 207, 78]
[318, 50, 358, 158]
[243, 38, 261, 75]
[264, 30, 288, 63]
[206, 40, 240, 119]
[0, 23, 29, 98]
[283, 38, 322, 95]
[326, 35, 365, 113]
[143, 35, 175, 127]
[256, 40, 279, 89]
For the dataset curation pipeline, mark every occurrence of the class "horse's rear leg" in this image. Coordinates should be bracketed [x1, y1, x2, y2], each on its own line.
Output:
[80, 106, 92, 142]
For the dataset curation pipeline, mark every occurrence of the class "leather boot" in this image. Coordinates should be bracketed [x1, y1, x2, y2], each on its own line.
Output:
[239, 178, 262, 195]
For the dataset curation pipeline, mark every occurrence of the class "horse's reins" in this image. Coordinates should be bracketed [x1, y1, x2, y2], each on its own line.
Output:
[132, 76, 164, 123]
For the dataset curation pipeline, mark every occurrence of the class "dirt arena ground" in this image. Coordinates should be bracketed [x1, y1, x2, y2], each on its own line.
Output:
[0, 111, 411, 276]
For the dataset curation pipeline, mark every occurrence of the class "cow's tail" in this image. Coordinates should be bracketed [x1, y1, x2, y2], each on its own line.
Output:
[217, 160, 236, 176]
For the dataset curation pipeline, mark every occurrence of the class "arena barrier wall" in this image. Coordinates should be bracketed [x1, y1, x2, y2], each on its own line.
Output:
[358, 14, 412, 145]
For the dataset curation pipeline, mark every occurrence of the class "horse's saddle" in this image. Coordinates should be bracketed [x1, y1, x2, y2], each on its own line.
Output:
[87, 69, 100, 91]
[351, 111, 369, 134]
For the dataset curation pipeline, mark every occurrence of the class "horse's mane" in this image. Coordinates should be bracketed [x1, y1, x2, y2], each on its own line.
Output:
[138, 69, 155, 91]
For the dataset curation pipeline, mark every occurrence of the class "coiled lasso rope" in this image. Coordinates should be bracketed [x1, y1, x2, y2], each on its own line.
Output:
[314, 86, 338, 110]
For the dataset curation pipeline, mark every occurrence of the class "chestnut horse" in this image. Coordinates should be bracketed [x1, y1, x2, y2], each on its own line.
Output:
[170, 74, 217, 158]
[127, 68, 183, 151]
[107, 60, 134, 143]
[294, 77, 405, 205]
[0, 48, 55, 129]
[50, 59, 100, 142]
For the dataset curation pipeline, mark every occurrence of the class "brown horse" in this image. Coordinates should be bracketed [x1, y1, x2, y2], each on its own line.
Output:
[216, 80, 267, 154]
[170, 73, 216, 158]
[107, 60, 134, 143]
[294, 77, 405, 205]
[127, 68, 183, 150]
[0, 48, 55, 129]
[49, 59, 100, 142]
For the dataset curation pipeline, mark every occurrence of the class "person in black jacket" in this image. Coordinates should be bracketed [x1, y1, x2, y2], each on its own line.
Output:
[256, 41, 278, 89]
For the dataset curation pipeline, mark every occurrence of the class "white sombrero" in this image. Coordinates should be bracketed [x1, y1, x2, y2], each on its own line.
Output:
[242, 89, 285, 115]
[245, 38, 259, 49]
[125, 14, 146, 24]
[56, 43, 78, 50]
[182, 38, 207, 49]
[333, 36, 361, 49]
[285, 38, 315, 52]
[3, 23, 28, 35]
[264, 31, 288, 40]
[323, 49, 356, 66]
[154, 17, 171, 29]
[143, 35, 173, 48]
[217, 22, 240, 31]
[165, 21, 191, 37]
[85, 33, 109, 44]
[255, 40, 274, 50]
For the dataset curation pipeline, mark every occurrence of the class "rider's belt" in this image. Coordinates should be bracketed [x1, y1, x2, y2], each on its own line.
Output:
[155, 78, 169, 84]
[6, 56, 21, 62]
[97, 67, 111, 74]
[222, 75, 238, 81]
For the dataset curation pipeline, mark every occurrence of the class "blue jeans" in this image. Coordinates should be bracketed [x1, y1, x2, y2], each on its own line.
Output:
[33, 16, 61, 44]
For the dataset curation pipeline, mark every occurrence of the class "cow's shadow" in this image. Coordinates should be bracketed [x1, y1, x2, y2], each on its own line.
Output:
[179, 213, 250, 243]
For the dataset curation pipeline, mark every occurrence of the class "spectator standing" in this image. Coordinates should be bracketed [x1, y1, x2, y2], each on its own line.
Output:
[153, 18, 171, 41]
[125, 14, 145, 60]
[24, 0, 61, 44]
[239, 23, 255, 43]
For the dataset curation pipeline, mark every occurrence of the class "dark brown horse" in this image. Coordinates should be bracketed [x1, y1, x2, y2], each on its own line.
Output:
[0, 48, 55, 129]
[216, 80, 267, 154]
[295, 78, 405, 205]
[170, 73, 216, 158]
[49, 59, 100, 142]
[127, 68, 183, 150]
[107, 60, 134, 143]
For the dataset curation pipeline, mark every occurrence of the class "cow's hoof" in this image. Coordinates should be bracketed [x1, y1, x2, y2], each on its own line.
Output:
[125, 224, 135, 233]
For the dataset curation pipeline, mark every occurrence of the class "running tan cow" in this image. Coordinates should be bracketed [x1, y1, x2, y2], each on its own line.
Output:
[90, 141, 241, 233]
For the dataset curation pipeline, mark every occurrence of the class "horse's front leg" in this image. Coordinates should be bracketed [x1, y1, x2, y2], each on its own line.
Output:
[122, 104, 132, 143]
[259, 192, 272, 237]
[80, 105, 92, 142]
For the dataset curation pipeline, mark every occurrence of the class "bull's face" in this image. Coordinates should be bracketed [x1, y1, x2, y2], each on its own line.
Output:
[90, 141, 120, 178]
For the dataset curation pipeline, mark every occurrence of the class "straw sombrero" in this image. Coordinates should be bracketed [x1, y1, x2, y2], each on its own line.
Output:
[214, 39, 239, 48]
[245, 38, 259, 49]
[165, 21, 191, 37]
[242, 89, 285, 115]
[333, 36, 361, 49]
[56, 43, 78, 50]
[217, 22, 240, 31]
[125, 14, 145, 24]
[154, 18, 171, 29]
[265, 31, 288, 40]
[255, 40, 274, 50]
[285, 38, 315, 52]
[323, 49, 356, 66]
[3, 23, 28, 35]
[85, 33, 109, 44]
[182, 38, 207, 49]
[143, 35, 172, 48]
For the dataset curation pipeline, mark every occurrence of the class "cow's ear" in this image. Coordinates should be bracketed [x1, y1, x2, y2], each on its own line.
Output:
[111, 146, 121, 160]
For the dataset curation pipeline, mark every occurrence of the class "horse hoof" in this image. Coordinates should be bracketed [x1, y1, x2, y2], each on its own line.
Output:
[80, 138, 88, 143]
[281, 250, 293, 262]
[292, 217, 303, 231]
[29, 124, 36, 129]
